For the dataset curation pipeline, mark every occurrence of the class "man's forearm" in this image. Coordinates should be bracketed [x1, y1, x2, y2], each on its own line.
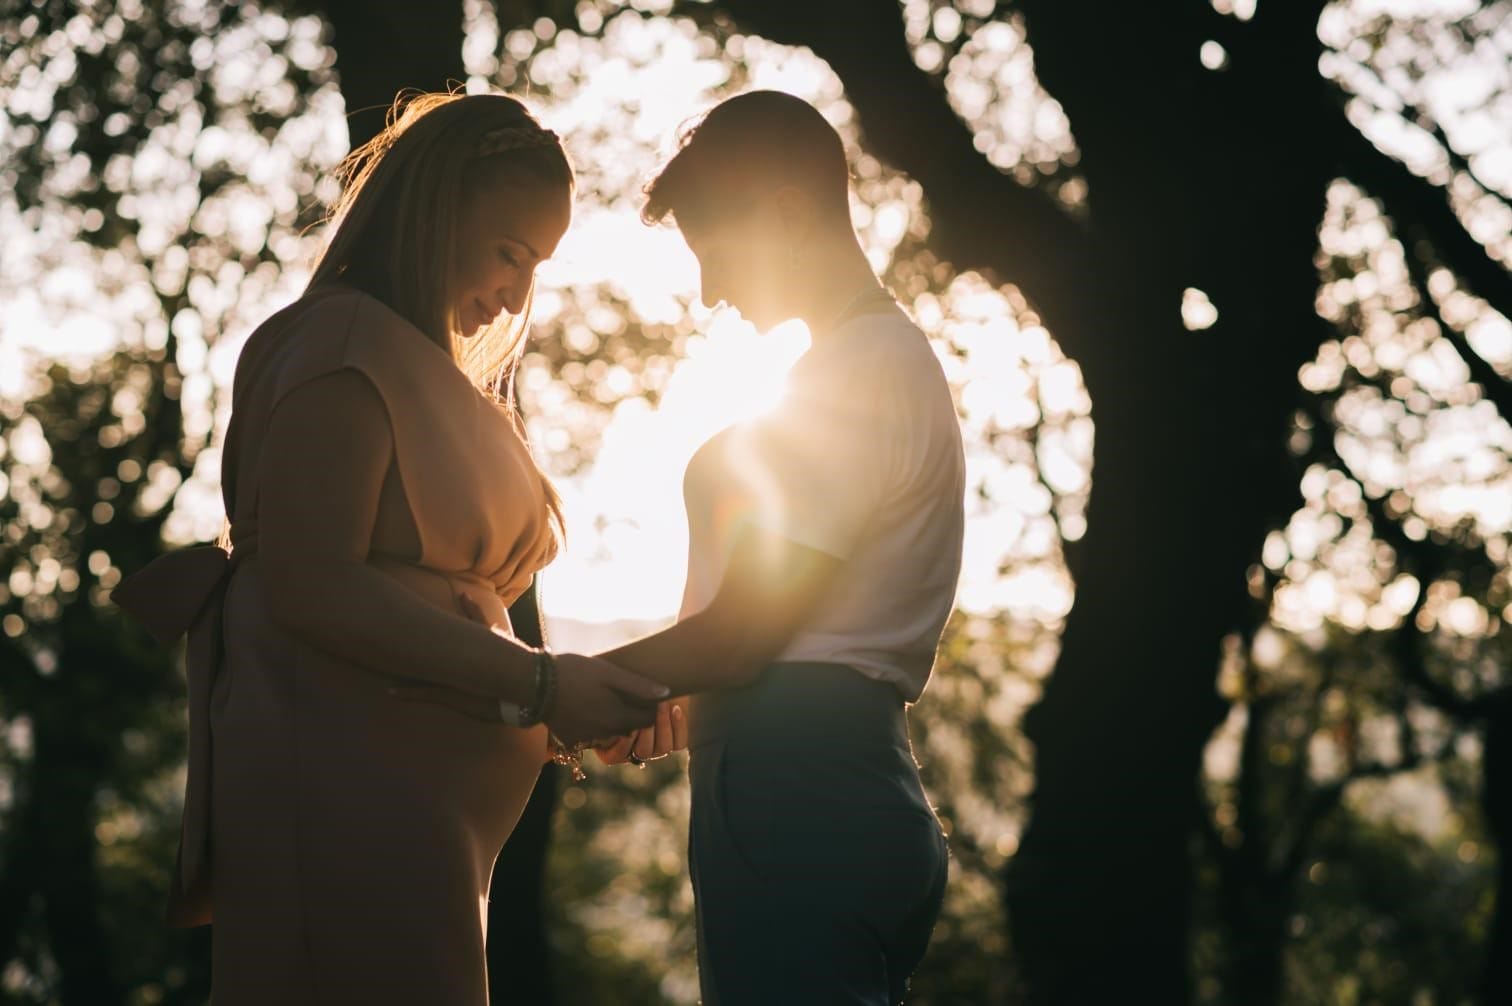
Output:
[601, 608, 769, 695]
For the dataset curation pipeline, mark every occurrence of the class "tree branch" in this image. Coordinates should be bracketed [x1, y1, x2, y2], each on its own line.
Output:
[1280, 750, 1426, 880]
[313, 0, 468, 148]
[678, 0, 1095, 348]
[1330, 90, 1512, 314]
[1330, 51, 1510, 204]
[1399, 237, 1512, 419]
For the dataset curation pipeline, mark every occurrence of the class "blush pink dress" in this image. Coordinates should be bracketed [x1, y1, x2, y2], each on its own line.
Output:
[121, 287, 557, 1004]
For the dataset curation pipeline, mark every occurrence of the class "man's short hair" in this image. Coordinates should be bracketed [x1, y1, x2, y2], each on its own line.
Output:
[642, 90, 851, 233]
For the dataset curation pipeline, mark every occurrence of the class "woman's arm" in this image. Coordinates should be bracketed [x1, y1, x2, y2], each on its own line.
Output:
[258, 369, 538, 704]
[601, 523, 844, 695]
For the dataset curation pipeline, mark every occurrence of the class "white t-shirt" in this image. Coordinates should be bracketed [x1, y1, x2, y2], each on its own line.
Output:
[679, 307, 966, 702]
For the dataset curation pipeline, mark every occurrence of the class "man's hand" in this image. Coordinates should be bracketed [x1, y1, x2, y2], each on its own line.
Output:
[594, 698, 689, 765]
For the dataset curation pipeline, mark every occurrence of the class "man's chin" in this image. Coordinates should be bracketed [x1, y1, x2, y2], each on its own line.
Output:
[731, 305, 781, 332]
[707, 300, 786, 333]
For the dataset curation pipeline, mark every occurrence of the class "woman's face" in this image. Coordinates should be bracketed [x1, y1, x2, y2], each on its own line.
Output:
[452, 173, 572, 337]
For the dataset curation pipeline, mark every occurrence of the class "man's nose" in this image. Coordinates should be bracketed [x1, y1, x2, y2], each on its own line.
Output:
[700, 272, 723, 311]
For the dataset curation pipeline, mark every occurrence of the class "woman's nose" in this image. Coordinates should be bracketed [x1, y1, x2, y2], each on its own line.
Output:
[501, 268, 534, 315]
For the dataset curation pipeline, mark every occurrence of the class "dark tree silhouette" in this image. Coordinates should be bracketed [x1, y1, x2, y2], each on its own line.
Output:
[677, 1, 1333, 999]
[303, 0, 466, 149]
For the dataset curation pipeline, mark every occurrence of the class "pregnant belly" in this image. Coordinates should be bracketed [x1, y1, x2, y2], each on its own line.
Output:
[364, 553, 550, 772]
[224, 556, 548, 844]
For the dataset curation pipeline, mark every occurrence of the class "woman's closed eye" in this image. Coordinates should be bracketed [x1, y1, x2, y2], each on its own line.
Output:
[498, 248, 521, 267]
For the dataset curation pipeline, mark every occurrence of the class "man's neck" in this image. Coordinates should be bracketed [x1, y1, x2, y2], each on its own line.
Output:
[801, 239, 885, 342]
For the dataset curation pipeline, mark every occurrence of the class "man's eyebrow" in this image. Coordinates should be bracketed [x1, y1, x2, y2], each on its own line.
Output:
[500, 233, 541, 260]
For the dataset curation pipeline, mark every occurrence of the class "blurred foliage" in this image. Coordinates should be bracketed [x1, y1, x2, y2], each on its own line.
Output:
[1, 0, 340, 1001]
[1194, 168, 1510, 1003]
[522, 285, 692, 475]
[1194, 790, 1493, 1006]
[0, 352, 209, 1003]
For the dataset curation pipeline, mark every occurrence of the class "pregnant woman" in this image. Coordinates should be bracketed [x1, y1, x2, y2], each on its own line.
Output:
[117, 92, 664, 1004]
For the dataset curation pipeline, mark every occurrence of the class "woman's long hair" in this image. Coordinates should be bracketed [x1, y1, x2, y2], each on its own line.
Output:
[307, 90, 570, 540]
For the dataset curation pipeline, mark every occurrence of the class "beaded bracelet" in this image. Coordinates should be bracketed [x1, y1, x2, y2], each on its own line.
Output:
[517, 648, 557, 727]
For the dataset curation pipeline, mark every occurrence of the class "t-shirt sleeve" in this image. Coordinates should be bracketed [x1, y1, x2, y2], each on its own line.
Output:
[727, 349, 912, 561]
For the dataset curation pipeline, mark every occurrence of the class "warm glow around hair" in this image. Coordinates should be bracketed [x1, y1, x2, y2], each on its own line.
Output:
[642, 90, 852, 234]
[306, 90, 573, 539]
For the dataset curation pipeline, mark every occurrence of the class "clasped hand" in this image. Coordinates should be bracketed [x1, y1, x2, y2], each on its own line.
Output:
[388, 595, 667, 748]
[592, 698, 688, 766]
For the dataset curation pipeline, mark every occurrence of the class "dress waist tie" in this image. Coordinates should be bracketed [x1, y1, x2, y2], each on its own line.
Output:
[113, 519, 258, 929]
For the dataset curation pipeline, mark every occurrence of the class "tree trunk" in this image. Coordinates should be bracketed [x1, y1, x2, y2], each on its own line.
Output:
[485, 584, 561, 1006]
[701, 1, 1332, 998]
[34, 690, 122, 1006]
[1005, 4, 1333, 998]
[318, 0, 468, 149]
[1481, 697, 1512, 1005]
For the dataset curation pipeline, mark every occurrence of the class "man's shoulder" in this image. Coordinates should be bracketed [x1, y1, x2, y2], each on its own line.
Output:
[857, 312, 954, 411]
[834, 310, 932, 375]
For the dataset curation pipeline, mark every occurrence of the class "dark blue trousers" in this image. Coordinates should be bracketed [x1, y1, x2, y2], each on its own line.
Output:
[688, 663, 949, 1005]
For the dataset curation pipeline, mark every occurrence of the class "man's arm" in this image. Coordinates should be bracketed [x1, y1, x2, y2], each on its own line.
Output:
[601, 522, 844, 695]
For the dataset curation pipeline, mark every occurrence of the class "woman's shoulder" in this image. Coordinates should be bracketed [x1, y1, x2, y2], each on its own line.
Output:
[249, 286, 438, 350]
[234, 286, 462, 408]
[235, 287, 361, 379]
[272, 286, 430, 351]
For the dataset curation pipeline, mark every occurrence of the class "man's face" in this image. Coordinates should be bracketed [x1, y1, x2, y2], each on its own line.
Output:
[679, 193, 795, 332]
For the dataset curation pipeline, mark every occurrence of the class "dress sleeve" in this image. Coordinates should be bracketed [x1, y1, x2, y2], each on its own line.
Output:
[252, 291, 484, 570]
[265, 292, 375, 409]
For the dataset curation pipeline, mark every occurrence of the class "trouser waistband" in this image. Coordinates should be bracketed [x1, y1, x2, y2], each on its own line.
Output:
[688, 661, 908, 751]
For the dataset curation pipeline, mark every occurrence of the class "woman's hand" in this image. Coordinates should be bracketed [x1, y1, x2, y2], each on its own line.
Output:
[386, 652, 665, 743]
[388, 594, 666, 740]
[594, 698, 689, 766]
[545, 653, 666, 745]
[387, 593, 522, 719]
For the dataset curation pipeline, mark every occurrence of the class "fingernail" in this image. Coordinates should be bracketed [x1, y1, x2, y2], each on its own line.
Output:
[672, 705, 683, 718]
